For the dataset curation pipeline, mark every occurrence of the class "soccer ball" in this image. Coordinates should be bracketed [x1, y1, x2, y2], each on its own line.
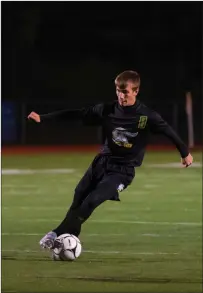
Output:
[52, 233, 82, 261]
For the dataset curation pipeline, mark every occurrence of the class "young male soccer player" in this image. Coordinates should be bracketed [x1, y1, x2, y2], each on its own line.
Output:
[28, 70, 193, 249]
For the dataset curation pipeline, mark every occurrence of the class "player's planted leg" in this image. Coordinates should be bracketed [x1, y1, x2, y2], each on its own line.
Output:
[39, 163, 97, 249]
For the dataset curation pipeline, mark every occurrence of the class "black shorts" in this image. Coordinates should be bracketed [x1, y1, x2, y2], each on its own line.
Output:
[71, 154, 135, 208]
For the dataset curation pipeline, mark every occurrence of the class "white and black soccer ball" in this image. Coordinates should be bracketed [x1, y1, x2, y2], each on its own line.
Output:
[52, 233, 82, 261]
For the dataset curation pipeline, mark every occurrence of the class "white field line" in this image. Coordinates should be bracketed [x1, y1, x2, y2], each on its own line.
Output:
[2, 233, 200, 238]
[2, 206, 199, 213]
[2, 206, 151, 210]
[2, 184, 38, 188]
[3, 218, 201, 226]
[3, 192, 201, 201]
[183, 208, 199, 212]
[2, 169, 75, 175]
[91, 220, 202, 226]
[2, 181, 77, 188]
[1, 249, 179, 255]
[2, 207, 67, 210]
[106, 207, 199, 212]
[84, 250, 179, 255]
[146, 162, 202, 168]
[127, 191, 150, 195]
[1, 162, 201, 176]
[2, 190, 42, 195]
[2, 194, 201, 204]
[1, 233, 125, 237]
[144, 184, 159, 189]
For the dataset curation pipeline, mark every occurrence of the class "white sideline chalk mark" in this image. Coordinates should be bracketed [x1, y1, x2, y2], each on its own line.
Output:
[147, 162, 202, 168]
[1, 233, 125, 237]
[2, 184, 38, 188]
[85, 233, 125, 237]
[3, 206, 67, 210]
[4, 218, 201, 226]
[91, 220, 202, 226]
[144, 184, 159, 189]
[128, 191, 150, 195]
[184, 208, 198, 212]
[1, 249, 179, 255]
[2, 206, 199, 213]
[105, 207, 152, 211]
[2, 233, 42, 236]
[2, 162, 201, 176]
[83, 250, 179, 255]
[2, 169, 75, 175]
[2, 206, 150, 211]
[3, 190, 42, 195]
[142, 234, 161, 237]
[2, 233, 200, 239]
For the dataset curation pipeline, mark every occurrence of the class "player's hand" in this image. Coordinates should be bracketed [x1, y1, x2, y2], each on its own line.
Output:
[181, 153, 193, 167]
[27, 111, 41, 123]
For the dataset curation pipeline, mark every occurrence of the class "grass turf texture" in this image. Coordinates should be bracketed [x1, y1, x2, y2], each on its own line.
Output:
[2, 151, 202, 293]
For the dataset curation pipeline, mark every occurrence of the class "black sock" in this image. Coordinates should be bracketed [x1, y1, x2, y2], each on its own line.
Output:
[53, 208, 84, 237]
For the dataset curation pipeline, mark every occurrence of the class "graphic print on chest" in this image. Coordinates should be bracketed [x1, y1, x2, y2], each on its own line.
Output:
[112, 127, 138, 148]
[106, 112, 148, 149]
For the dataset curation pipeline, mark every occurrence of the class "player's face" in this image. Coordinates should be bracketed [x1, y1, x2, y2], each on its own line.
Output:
[116, 82, 139, 106]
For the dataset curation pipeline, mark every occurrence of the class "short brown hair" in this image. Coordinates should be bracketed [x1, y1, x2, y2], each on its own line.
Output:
[115, 70, 140, 91]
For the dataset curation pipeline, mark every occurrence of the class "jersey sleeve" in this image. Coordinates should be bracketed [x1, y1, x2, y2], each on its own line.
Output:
[148, 110, 189, 158]
[40, 103, 104, 125]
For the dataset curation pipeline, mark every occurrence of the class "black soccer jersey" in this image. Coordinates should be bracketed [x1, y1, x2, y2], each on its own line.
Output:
[40, 100, 189, 167]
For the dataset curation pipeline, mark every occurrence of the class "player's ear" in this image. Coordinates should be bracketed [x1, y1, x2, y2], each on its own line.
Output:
[135, 88, 139, 95]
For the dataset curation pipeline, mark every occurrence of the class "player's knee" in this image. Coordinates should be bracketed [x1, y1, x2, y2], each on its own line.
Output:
[71, 189, 84, 208]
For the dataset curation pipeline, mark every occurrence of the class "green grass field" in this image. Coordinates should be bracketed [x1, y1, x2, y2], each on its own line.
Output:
[2, 151, 202, 293]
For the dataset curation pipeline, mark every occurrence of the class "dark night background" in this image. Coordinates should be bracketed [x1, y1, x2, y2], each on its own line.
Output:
[2, 1, 202, 146]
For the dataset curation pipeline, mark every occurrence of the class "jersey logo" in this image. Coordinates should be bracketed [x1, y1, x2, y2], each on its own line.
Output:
[138, 116, 148, 129]
[112, 127, 138, 148]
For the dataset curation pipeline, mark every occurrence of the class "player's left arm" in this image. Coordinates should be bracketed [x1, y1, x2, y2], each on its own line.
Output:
[148, 110, 193, 167]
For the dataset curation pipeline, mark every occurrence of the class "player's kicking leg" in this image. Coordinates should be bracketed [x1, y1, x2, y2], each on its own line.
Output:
[60, 162, 135, 237]
[52, 171, 134, 239]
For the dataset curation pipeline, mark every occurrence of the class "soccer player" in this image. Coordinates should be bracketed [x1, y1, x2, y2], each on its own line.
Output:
[28, 70, 193, 249]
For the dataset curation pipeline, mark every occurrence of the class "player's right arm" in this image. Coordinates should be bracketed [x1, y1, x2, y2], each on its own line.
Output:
[27, 104, 105, 125]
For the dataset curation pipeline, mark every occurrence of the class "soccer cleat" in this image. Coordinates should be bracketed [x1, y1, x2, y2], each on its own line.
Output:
[39, 231, 57, 249]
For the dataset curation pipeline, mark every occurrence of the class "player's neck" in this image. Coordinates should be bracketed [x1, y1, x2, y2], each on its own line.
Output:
[128, 97, 136, 106]
[118, 99, 139, 112]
